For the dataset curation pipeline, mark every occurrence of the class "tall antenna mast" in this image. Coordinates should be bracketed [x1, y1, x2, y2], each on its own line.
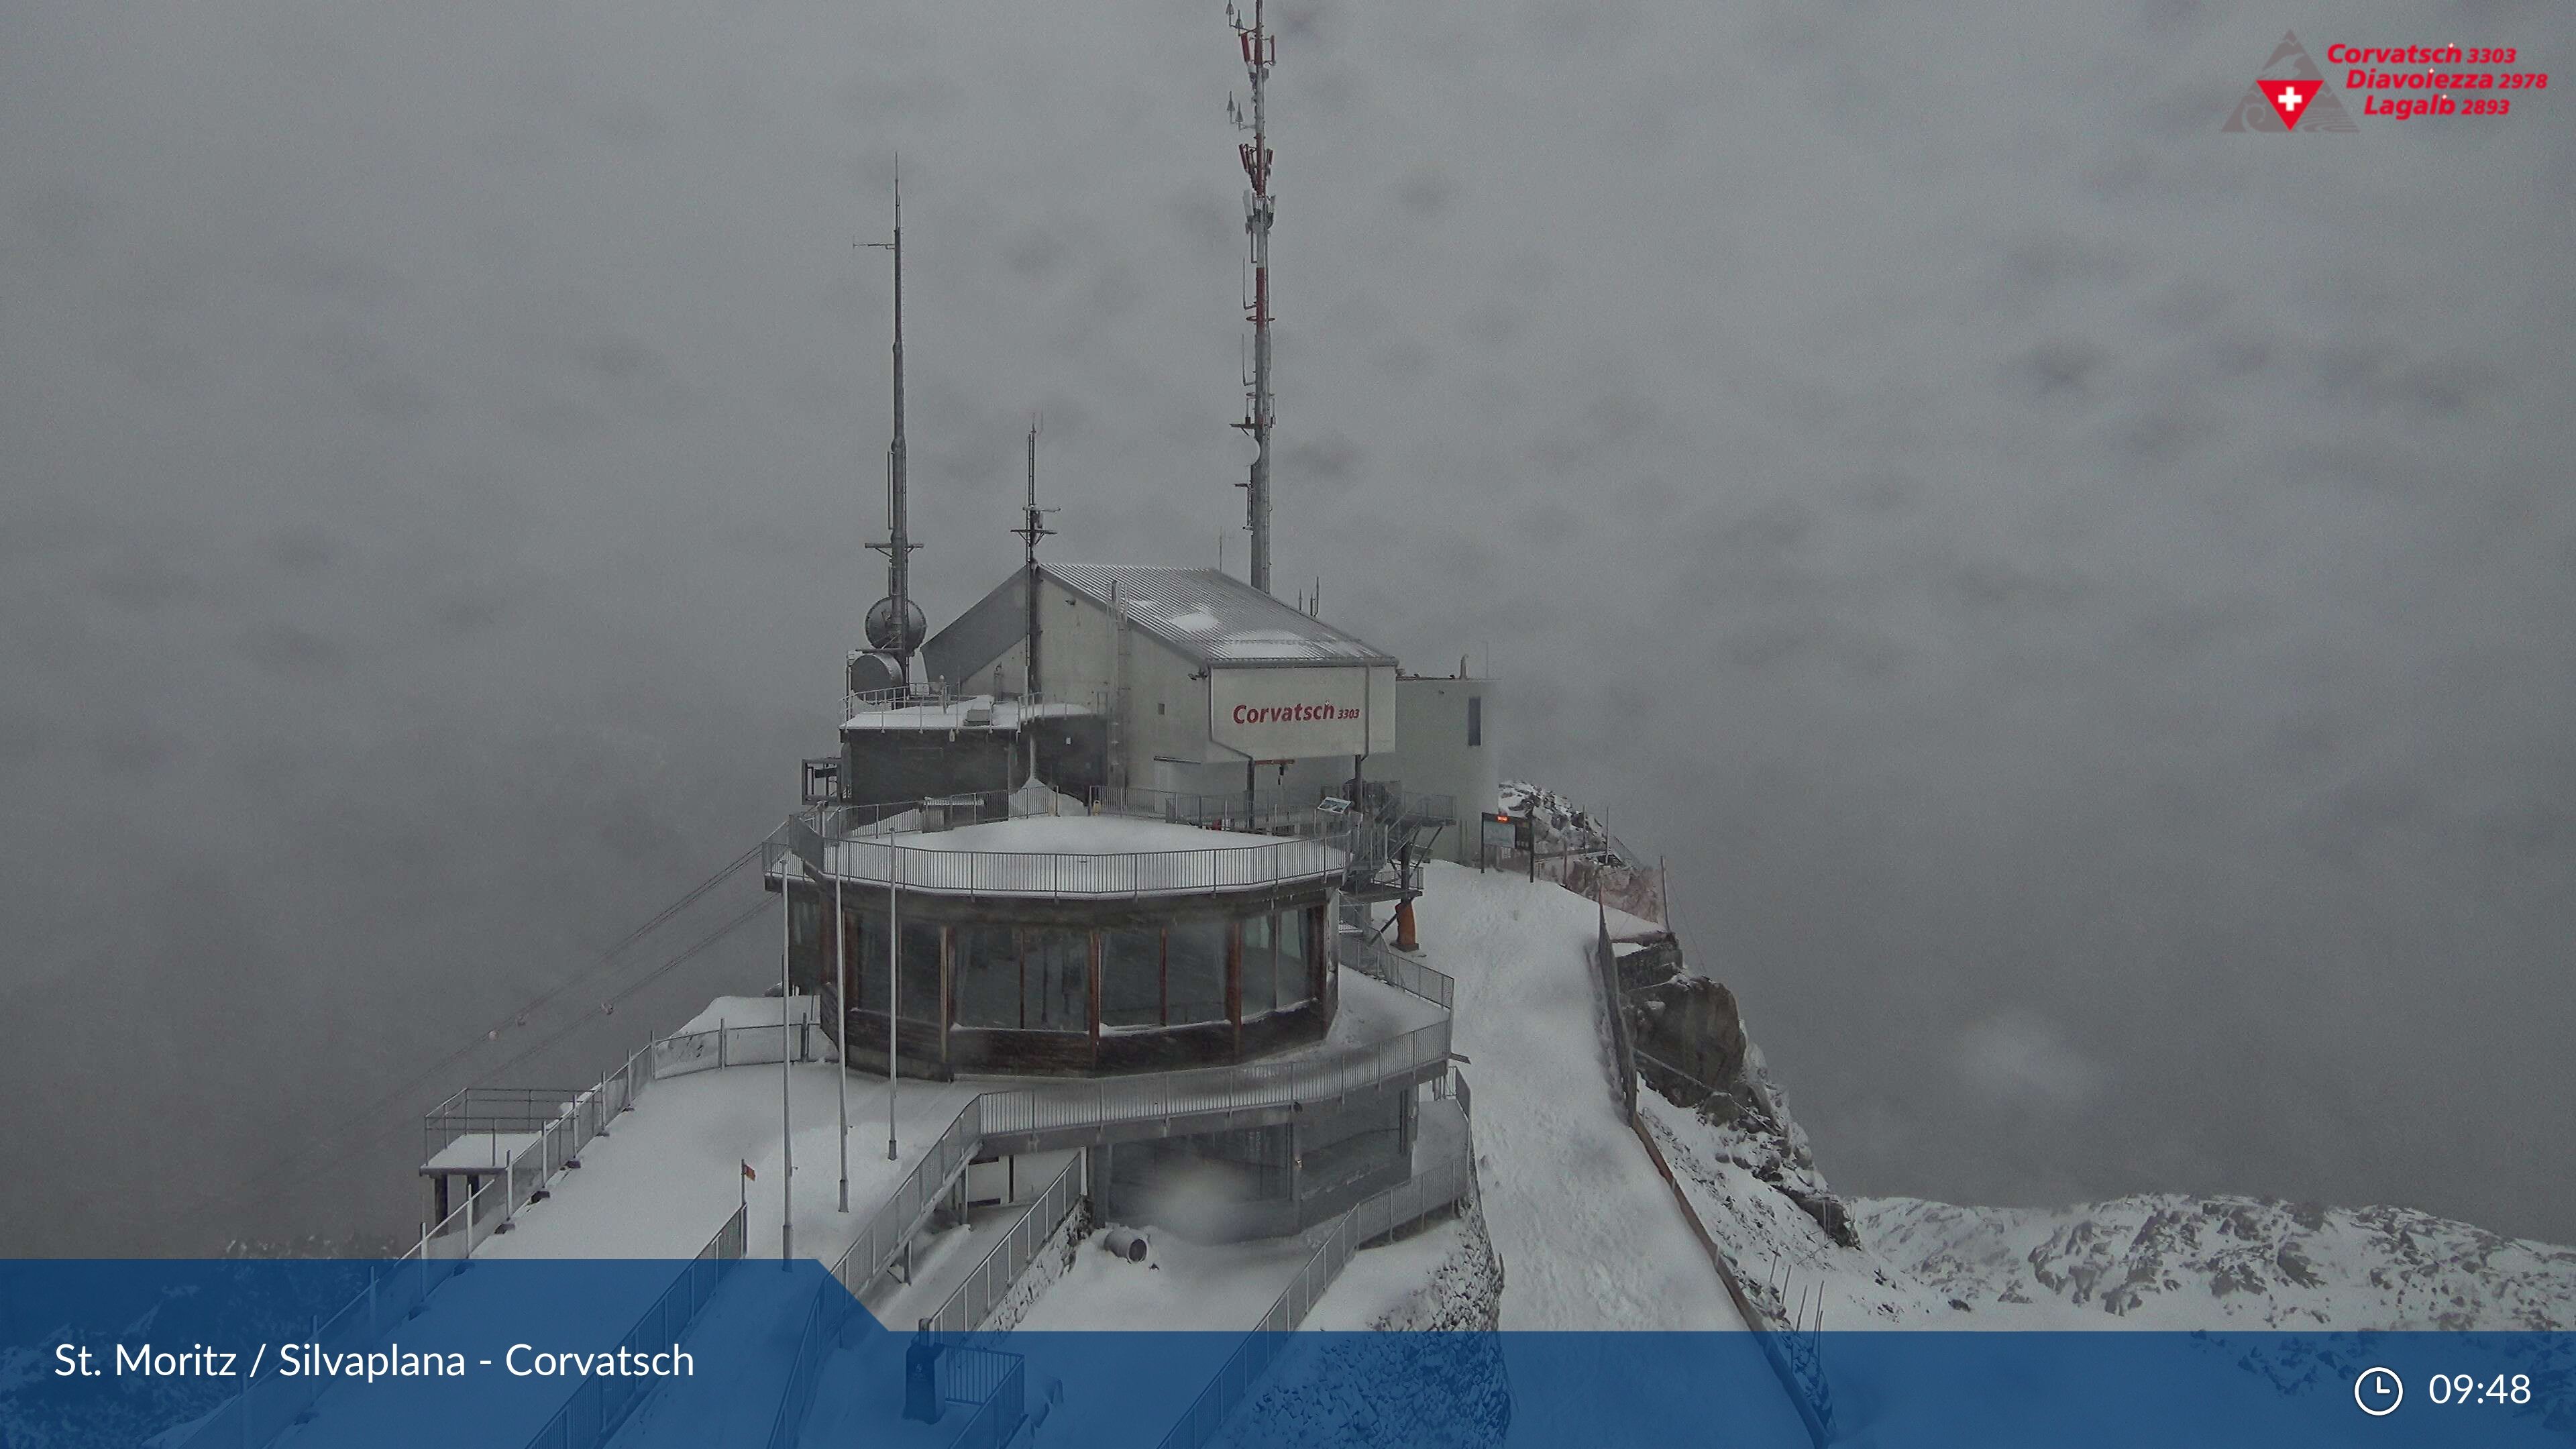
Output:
[1228, 1, 1277, 594]
[1010, 416, 1057, 695]
[864, 165, 924, 680]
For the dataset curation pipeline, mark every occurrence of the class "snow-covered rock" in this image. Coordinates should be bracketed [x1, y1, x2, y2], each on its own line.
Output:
[1861, 1193, 2576, 1331]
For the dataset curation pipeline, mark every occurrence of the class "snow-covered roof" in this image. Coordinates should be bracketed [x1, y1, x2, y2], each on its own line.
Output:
[842, 694, 1093, 733]
[772, 814, 1350, 898]
[894, 814, 1279, 854]
[1044, 564, 1397, 669]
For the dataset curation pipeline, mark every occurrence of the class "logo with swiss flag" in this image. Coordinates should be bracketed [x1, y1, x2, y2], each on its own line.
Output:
[2223, 32, 2358, 133]
[2263, 78, 2322, 129]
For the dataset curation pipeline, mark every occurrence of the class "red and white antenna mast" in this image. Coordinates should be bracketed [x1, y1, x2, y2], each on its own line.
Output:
[1228, 1, 1277, 594]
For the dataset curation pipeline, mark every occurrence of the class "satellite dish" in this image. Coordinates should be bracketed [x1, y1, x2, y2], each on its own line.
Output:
[864, 596, 927, 653]
[847, 650, 903, 696]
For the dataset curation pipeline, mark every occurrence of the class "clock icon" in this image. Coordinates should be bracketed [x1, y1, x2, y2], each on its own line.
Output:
[2355, 1366, 2404, 1417]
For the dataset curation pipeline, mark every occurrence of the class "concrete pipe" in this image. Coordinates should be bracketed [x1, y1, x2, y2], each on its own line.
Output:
[1102, 1226, 1148, 1263]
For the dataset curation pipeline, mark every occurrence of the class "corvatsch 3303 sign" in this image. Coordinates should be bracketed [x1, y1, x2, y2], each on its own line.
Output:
[1208, 665, 1376, 759]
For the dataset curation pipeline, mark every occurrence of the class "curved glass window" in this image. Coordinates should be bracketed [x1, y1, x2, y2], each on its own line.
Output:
[900, 920, 941, 1023]
[1101, 928, 1163, 1029]
[1275, 908, 1314, 1010]
[955, 926, 1018, 1029]
[1022, 929, 1090, 1033]
[1242, 915, 1278, 1018]
[849, 911, 885, 1013]
[1167, 918, 1229, 1026]
[845, 913, 942, 1022]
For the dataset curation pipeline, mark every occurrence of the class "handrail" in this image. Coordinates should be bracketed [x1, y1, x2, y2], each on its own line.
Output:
[527, 1205, 747, 1449]
[771, 834, 1350, 899]
[843, 684, 995, 718]
[834, 1014, 1451, 1300]
[1340, 932, 1455, 1010]
[919, 1151, 1087, 1338]
[827, 1097, 989, 1301]
[1153, 1070, 1480, 1449]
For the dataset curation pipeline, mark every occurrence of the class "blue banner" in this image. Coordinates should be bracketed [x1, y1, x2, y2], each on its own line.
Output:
[1, 1260, 2566, 1448]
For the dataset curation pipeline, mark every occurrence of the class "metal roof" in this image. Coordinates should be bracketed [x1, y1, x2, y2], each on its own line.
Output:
[1043, 564, 1397, 669]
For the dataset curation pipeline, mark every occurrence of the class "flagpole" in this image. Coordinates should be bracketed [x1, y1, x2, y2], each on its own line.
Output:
[836, 854, 849, 1213]
[780, 863, 795, 1266]
[887, 841, 900, 1161]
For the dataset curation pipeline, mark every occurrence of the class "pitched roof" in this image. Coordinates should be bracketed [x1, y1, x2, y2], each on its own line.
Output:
[1043, 564, 1397, 668]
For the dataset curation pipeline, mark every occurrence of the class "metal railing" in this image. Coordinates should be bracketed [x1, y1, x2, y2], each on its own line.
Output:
[526, 1206, 747, 1449]
[650, 1016, 825, 1081]
[420, 1085, 584, 1167]
[843, 686, 1101, 726]
[160, 1254, 471, 1449]
[936, 1346, 1027, 1449]
[1340, 932, 1455, 1010]
[767, 833, 1350, 899]
[975, 1018, 1451, 1144]
[826, 1095, 988, 1302]
[415, 1016, 828, 1265]
[1593, 914, 1640, 1118]
[763, 1272, 838, 1449]
[1084, 784, 1338, 832]
[1088, 784, 1457, 833]
[830, 1016, 1451, 1303]
[919, 1152, 1088, 1338]
[763, 1269, 1028, 1449]
[1154, 1069, 1481, 1449]
[162, 1205, 745, 1449]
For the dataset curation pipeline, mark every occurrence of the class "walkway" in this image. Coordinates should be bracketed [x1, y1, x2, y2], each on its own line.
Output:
[1400, 862, 1746, 1330]
[1400, 863, 1817, 1448]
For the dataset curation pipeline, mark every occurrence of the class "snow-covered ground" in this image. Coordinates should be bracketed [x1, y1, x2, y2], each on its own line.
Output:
[1401, 861, 1742, 1332]
[1014, 1228, 1316, 1334]
[673, 994, 815, 1036]
[477, 1060, 977, 1263]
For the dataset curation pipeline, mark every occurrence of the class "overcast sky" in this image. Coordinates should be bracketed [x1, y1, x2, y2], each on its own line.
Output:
[3, 0, 2571, 1254]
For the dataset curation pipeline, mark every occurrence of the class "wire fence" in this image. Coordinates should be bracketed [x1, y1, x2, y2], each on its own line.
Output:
[1153, 1069, 1481, 1449]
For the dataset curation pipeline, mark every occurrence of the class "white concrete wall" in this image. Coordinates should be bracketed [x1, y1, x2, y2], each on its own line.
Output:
[1376, 676, 1498, 864]
[976, 580, 1411, 802]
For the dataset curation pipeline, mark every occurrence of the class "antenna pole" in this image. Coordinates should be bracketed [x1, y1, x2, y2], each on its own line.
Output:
[1229, 1, 1277, 594]
[1010, 416, 1056, 696]
[864, 166, 922, 680]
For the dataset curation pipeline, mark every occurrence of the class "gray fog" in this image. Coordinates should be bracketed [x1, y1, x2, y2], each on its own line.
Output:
[3, 0, 2570, 1254]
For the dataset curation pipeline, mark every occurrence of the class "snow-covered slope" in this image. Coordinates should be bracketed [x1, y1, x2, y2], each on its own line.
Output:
[1403, 861, 1741, 1331]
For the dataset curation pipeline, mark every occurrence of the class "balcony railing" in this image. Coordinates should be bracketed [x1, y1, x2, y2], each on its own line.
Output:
[768, 835, 1348, 899]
